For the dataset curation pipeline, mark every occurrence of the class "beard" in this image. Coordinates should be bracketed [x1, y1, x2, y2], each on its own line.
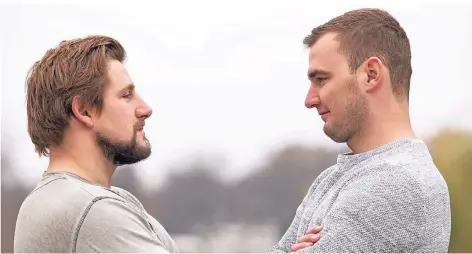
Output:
[323, 77, 368, 143]
[95, 123, 151, 166]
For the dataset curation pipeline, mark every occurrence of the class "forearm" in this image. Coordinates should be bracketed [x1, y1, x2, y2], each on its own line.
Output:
[267, 244, 289, 253]
[295, 178, 425, 252]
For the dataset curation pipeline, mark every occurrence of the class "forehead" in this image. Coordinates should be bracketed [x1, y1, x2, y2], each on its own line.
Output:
[106, 60, 133, 90]
[308, 32, 348, 73]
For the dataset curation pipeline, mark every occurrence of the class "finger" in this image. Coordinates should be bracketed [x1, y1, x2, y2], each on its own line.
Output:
[306, 225, 323, 234]
[291, 242, 314, 252]
[296, 233, 320, 244]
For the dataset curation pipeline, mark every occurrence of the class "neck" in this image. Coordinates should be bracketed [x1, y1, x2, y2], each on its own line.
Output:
[347, 101, 416, 154]
[47, 136, 116, 187]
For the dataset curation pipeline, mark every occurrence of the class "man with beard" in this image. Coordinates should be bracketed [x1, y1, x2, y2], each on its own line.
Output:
[14, 36, 178, 253]
[268, 8, 451, 253]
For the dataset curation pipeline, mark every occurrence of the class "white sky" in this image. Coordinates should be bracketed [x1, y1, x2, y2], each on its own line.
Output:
[1, 0, 471, 189]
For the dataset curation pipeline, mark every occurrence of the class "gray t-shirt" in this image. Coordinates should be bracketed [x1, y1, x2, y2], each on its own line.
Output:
[14, 171, 178, 253]
[268, 138, 451, 253]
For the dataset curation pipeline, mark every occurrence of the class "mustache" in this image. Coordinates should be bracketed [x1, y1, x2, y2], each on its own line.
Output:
[135, 121, 145, 130]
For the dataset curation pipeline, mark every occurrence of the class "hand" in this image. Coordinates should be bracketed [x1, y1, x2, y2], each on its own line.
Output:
[290, 226, 322, 253]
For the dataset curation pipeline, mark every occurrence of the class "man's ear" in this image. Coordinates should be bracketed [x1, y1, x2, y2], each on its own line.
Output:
[362, 57, 383, 93]
[71, 96, 94, 128]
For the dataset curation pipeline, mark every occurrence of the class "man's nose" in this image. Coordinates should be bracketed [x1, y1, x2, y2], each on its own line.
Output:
[136, 98, 153, 119]
[304, 84, 320, 109]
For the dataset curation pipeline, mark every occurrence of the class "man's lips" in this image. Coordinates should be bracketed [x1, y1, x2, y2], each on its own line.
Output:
[318, 111, 329, 116]
[319, 111, 330, 122]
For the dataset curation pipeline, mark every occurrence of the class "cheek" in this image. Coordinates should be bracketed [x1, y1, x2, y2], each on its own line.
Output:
[96, 106, 135, 136]
[320, 81, 347, 112]
[319, 83, 336, 106]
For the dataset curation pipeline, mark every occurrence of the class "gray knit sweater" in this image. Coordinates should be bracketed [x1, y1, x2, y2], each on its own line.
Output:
[268, 138, 451, 253]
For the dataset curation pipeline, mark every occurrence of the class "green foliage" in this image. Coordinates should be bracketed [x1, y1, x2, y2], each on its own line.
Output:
[429, 128, 472, 253]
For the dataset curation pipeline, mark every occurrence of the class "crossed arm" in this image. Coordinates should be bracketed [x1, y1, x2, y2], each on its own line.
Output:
[269, 172, 425, 253]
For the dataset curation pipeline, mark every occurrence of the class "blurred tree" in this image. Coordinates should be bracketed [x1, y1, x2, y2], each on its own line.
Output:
[429, 128, 472, 253]
[153, 162, 228, 234]
[229, 144, 338, 236]
[148, 144, 341, 238]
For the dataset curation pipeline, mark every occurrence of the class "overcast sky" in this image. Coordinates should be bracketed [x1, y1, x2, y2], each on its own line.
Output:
[1, 0, 471, 188]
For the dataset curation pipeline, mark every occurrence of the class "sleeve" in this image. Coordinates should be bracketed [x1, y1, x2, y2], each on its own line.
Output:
[268, 168, 335, 253]
[267, 199, 308, 253]
[74, 197, 171, 253]
[297, 170, 426, 253]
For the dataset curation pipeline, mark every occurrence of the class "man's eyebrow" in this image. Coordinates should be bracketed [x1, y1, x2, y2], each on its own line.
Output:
[308, 69, 330, 79]
[121, 84, 135, 92]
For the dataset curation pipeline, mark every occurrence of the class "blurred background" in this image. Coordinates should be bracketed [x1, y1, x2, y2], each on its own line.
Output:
[1, 0, 471, 252]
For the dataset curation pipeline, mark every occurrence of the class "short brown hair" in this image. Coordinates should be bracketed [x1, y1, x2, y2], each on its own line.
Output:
[25, 35, 126, 156]
[303, 8, 412, 100]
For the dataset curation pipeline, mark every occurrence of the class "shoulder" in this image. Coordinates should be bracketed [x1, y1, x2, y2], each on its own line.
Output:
[337, 151, 449, 220]
[343, 162, 434, 203]
[14, 175, 125, 252]
[16, 173, 130, 233]
[22, 173, 126, 211]
[348, 139, 448, 198]
[78, 197, 143, 227]
[75, 197, 170, 253]
[18, 175, 110, 221]
[110, 186, 141, 203]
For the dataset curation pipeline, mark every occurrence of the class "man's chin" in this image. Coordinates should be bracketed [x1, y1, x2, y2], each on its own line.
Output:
[96, 132, 152, 165]
[139, 147, 152, 159]
[137, 139, 151, 150]
[323, 127, 350, 144]
[138, 138, 152, 153]
[114, 147, 151, 166]
[134, 141, 152, 158]
[323, 124, 341, 143]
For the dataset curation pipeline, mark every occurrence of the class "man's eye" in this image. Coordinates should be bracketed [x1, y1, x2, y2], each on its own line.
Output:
[122, 93, 131, 98]
[316, 77, 327, 84]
